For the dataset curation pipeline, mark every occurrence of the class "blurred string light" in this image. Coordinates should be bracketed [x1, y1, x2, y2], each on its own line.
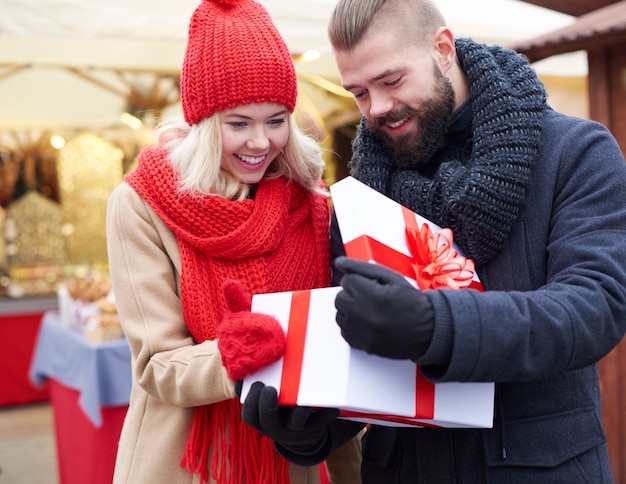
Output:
[119, 111, 143, 130]
[50, 134, 66, 149]
[293, 49, 321, 63]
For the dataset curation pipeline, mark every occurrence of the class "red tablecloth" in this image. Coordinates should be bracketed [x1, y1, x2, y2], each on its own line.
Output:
[30, 311, 131, 484]
[49, 379, 126, 484]
[0, 297, 57, 406]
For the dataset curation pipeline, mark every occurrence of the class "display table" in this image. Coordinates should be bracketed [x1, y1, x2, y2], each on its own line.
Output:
[30, 311, 131, 484]
[0, 296, 58, 406]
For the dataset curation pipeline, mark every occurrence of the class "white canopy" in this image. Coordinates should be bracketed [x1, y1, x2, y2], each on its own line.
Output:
[0, 0, 585, 129]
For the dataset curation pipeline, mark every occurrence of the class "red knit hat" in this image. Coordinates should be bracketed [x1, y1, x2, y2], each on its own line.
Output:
[181, 0, 298, 126]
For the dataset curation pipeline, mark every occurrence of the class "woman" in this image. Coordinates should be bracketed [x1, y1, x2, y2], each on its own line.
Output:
[106, 0, 361, 482]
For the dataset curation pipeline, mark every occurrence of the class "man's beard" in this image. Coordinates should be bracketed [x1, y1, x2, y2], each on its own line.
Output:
[366, 64, 455, 169]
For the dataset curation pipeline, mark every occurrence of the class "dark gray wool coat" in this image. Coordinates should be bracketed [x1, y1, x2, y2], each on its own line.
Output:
[280, 53, 626, 484]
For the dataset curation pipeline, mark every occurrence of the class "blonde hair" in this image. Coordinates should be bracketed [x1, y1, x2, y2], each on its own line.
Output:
[328, 0, 446, 52]
[155, 113, 328, 201]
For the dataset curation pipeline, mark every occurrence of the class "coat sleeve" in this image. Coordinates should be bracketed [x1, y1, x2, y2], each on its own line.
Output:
[106, 182, 237, 407]
[419, 114, 626, 383]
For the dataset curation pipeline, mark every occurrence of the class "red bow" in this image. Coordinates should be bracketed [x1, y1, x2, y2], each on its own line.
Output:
[406, 224, 475, 290]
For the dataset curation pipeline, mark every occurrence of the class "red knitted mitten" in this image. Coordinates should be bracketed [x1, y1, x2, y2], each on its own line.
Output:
[218, 279, 286, 381]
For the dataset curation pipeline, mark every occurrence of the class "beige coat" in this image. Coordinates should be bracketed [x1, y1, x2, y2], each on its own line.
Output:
[106, 183, 362, 484]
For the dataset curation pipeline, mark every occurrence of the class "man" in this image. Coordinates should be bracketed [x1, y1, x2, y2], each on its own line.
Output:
[241, 0, 626, 481]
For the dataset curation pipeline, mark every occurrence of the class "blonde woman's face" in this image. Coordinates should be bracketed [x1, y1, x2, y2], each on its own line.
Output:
[219, 102, 290, 185]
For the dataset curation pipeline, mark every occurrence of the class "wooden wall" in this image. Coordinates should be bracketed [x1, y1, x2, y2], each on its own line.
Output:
[588, 45, 626, 484]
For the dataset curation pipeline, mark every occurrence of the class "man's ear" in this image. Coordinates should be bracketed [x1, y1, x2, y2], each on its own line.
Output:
[432, 27, 456, 72]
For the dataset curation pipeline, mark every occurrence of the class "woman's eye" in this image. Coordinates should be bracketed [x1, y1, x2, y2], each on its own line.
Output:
[228, 121, 247, 128]
[268, 118, 286, 126]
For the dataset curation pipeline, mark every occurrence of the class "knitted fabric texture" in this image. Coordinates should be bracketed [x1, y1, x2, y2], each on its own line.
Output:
[218, 279, 287, 381]
[181, 0, 297, 125]
[350, 38, 547, 265]
[125, 147, 330, 484]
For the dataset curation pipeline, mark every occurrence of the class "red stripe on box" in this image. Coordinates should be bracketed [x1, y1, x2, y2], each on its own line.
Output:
[344, 235, 415, 279]
[415, 367, 435, 418]
[468, 280, 484, 292]
[402, 206, 419, 231]
[342, 205, 420, 280]
[279, 290, 311, 405]
[338, 409, 444, 428]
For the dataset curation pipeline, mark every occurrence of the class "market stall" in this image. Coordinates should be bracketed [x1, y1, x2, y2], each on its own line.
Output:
[30, 310, 130, 484]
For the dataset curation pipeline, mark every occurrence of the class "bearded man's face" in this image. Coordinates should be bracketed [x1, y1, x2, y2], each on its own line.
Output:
[366, 62, 455, 168]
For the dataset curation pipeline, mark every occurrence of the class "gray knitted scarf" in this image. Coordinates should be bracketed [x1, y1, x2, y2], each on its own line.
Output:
[350, 38, 547, 264]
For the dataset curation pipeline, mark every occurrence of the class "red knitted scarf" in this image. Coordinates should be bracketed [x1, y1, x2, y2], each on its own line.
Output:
[125, 147, 330, 484]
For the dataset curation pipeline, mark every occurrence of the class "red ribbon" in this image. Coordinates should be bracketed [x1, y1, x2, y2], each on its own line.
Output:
[338, 410, 443, 428]
[278, 290, 310, 405]
[344, 206, 483, 292]
[406, 224, 476, 290]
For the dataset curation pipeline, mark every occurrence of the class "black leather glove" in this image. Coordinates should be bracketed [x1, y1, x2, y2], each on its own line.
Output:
[334, 256, 435, 360]
[242, 382, 339, 454]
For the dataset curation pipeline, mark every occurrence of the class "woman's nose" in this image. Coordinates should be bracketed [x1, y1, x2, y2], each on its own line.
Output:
[247, 127, 270, 150]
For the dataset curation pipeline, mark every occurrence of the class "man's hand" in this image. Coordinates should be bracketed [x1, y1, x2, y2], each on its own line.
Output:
[242, 382, 338, 453]
[334, 256, 435, 360]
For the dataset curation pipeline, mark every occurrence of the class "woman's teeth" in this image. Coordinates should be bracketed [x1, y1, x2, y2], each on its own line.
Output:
[237, 154, 264, 165]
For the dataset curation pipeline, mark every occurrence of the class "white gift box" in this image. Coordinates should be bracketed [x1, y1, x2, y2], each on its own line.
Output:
[240, 176, 494, 428]
[241, 287, 494, 428]
[330, 176, 483, 292]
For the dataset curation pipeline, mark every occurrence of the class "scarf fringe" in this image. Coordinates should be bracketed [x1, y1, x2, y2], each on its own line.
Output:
[181, 399, 290, 484]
